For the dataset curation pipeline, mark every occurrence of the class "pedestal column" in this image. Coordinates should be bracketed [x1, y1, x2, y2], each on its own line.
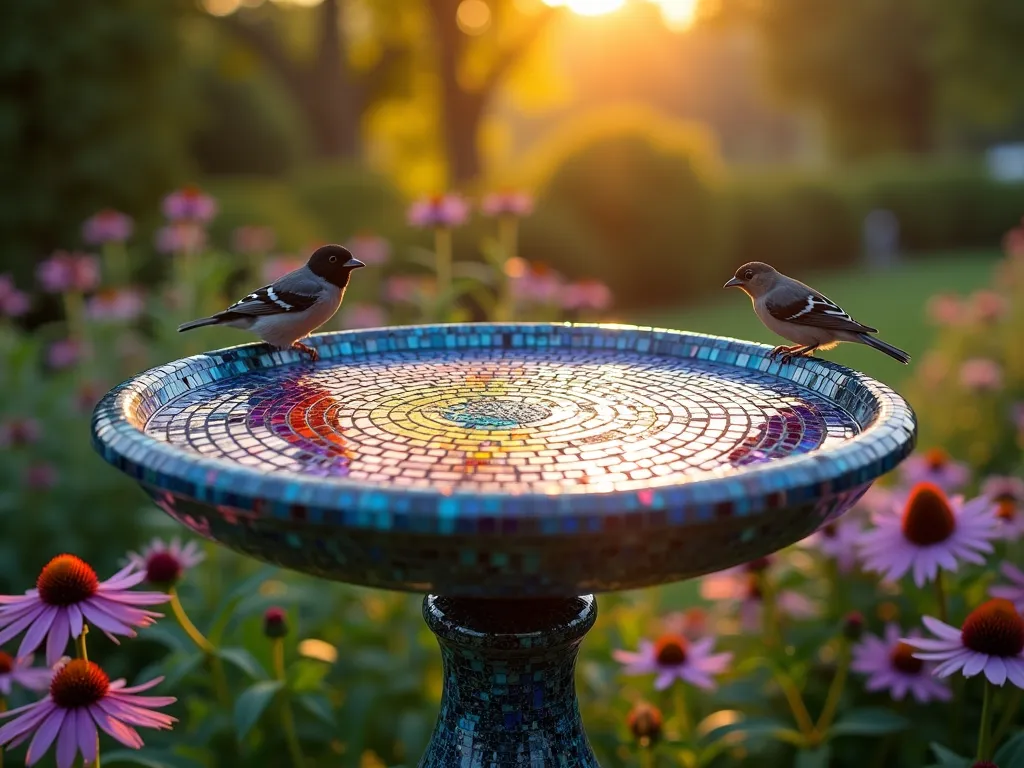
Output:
[419, 595, 599, 767]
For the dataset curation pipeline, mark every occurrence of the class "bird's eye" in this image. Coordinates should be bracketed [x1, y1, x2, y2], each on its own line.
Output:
[743, 269, 754, 280]
[329, 255, 338, 263]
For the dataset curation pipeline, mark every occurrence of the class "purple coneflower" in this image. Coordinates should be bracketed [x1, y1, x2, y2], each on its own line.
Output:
[36, 252, 100, 295]
[24, 464, 57, 492]
[960, 358, 1003, 392]
[344, 232, 391, 266]
[407, 194, 469, 229]
[991, 563, 1024, 612]
[804, 515, 864, 573]
[0, 659, 175, 767]
[561, 279, 613, 312]
[162, 186, 216, 223]
[46, 340, 81, 371]
[82, 210, 133, 246]
[231, 225, 276, 255]
[155, 222, 207, 255]
[981, 476, 1024, 540]
[85, 288, 145, 323]
[859, 483, 998, 587]
[0, 652, 51, 696]
[0, 275, 30, 318]
[904, 599, 1024, 688]
[851, 624, 952, 703]
[384, 275, 433, 304]
[925, 293, 965, 326]
[0, 418, 41, 449]
[507, 259, 564, 306]
[480, 190, 534, 218]
[613, 633, 732, 691]
[701, 557, 818, 631]
[127, 538, 205, 588]
[0, 555, 170, 665]
[968, 290, 1008, 324]
[898, 448, 971, 493]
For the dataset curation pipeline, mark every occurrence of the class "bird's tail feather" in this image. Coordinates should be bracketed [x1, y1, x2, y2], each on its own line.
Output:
[857, 334, 910, 365]
[177, 316, 221, 333]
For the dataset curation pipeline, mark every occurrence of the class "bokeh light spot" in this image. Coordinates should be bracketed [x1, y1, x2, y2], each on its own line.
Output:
[457, 0, 492, 35]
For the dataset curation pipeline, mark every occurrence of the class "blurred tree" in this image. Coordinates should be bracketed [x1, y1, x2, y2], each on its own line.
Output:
[216, 0, 405, 161]
[0, 0, 192, 276]
[704, 0, 937, 159]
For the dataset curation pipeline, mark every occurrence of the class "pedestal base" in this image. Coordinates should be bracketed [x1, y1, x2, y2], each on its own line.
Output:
[419, 595, 599, 767]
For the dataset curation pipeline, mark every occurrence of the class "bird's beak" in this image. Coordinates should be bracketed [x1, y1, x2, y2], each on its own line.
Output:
[345, 257, 366, 269]
[723, 277, 743, 289]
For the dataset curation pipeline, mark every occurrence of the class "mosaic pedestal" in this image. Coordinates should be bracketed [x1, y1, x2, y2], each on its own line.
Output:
[91, 323, 916, 765]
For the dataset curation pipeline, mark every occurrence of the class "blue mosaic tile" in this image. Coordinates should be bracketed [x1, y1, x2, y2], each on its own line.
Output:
[91, 323, 917, 597]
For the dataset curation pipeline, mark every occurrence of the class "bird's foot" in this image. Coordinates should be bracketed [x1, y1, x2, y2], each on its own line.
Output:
[779, 345, 817, 365]
[769, 344, 798, 360]
[291, 341, 319, 363]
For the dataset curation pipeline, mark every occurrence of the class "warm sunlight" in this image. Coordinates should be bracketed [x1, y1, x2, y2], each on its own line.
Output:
[542, 0, 627, 17]
[652, 0, 700, 30]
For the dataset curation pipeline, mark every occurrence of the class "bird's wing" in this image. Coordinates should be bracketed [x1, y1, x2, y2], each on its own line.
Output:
[219, 284, 319, 318]
[765, 288, 877, 334]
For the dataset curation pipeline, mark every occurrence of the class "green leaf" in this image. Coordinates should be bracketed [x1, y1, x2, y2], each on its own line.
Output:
[926, 742, 972, 768]
[217, 647, 267, 680]
[996, 731, 1024, 768]
[829, 707, 909, 738]
[795, 745, 831, 768]
[233, 680, 284, 741]
[702, 714, 800, 746]
[289, 657, 330, 692]
[103, 750, 205, 768]
[297, 693, 335, 727]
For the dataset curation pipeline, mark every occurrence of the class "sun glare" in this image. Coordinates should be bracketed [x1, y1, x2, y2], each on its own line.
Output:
[543, 0, 627, 16]
[652, 0, 700, 30]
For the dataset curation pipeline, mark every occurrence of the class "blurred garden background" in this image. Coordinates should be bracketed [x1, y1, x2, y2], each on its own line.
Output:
[2, 0, 1024, 766]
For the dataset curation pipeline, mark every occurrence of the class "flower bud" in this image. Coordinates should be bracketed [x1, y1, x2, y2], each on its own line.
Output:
[627, 701, 662, 748]
[842, 611, 864, 641]
[263, 606, 288, 639]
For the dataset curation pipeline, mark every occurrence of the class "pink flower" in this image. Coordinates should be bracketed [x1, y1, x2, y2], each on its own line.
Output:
[74, 382, 104, 414]
[155, 222, 206, 254]
[904, 599, 1024, 688]
[991, 563, 1024, 612]
[969, 290, 1009, 324]
[959, 358, 1003, 392]
[46, 340, 81, 370]
[344, 233, 391, 266]
[561, 279, 613, 312]
[613, 633, 732, 691]
[162, 185, 216, 222]
[85, 289, 144, 322]
[0, 659, 175, 767]
[0, 653, 51, 696]
[858, 483, 999, 587]
[0, 555, 170, 665]
[127, 538, 205, 587]
[982, 476, 1024, 541]
[82, 210, 133, 245]
[0, 275, 30, 318]
[25, 463, 57, 492]
[660, 608, 710, 641]
[852, 624, 952, 703]
[36, 252, 100, 294]
[341, 303, 387, 329]
[384, 275, 433, 304]
[1014, 402, 1024, 436]
[0, 418, 41, 448]
[700, 558, 818, 630]
[917, 352, 951, 390]
[803, 515, 864, 573]
[1003, 220, 1024, 258]
[262, 256, 303, 283]
[481, 191, 534, 218]
[407, 194, 469, 228]
[231, 225, 276, 255]
[507, 260, 564, 305]
[898, 448, 971, 492]
[925, 293, 965, 326]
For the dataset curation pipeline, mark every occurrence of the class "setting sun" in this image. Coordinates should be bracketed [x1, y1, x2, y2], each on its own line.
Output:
[542, 0, 626, 16]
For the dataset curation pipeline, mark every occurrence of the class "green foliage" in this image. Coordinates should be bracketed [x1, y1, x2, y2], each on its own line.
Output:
[290, 163, 409, 244]
[0, 0, 193, 281]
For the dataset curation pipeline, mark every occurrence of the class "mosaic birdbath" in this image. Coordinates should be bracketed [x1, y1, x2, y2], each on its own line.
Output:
[91, 323, 916, 766]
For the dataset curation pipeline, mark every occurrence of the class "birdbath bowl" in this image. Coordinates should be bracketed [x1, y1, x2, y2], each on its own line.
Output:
[91, 323, 916, 766]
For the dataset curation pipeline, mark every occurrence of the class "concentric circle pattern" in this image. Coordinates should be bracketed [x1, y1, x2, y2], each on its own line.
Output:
[144, 350, 858, 495]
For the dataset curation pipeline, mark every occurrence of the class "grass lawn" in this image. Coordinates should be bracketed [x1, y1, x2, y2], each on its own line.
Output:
[627, 251, 1000, 388]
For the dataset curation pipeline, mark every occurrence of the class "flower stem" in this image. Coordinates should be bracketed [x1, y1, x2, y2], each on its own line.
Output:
[433, 227, 453, 319]
[992, 687, 1022, 746]
[76, 625, 89, 661]
[934, 571, 948, 624]
[168, 588, 230, 709]
[495, 216, 518, 322]
[673, 683, 691, 739]
[976, 680, 995, 762]
[104, 242, 128, 286]
[640, 748, 654, 768]
[272, 638, 306, 768]
[773, 668, 815, 741]
[815, 642, 850, 737]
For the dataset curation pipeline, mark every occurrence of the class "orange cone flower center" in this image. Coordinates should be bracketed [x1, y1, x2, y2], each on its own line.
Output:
[822, 523, 838, 539]
[145, 551, 182, 585]
[994, 493, 1017, 522]
[50, 660, 109, 709]
[36, 555, 99, 606]
[653, 634, 688, 667]
[961, 599, 1024, 657]
[889, 642, 924, 675]
[627, 702, 663, 746]
[901, 484, 956, 546]
[745, 556, 772, 573]
[925, 448, 950, 471]
[0, 651, 13, 675]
